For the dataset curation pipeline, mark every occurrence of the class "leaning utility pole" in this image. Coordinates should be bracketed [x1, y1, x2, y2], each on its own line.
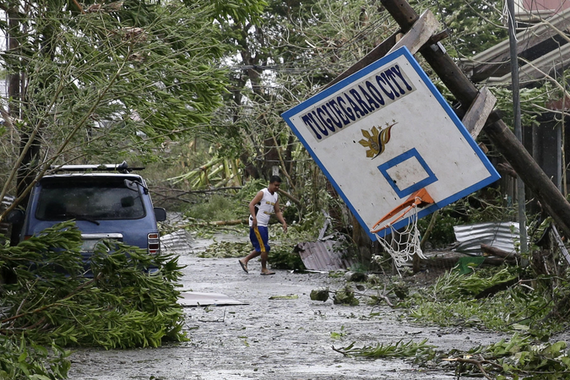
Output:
[379, 0, 570, 238]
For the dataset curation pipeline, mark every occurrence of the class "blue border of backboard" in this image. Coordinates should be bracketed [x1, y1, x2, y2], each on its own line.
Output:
[281, 46, 500, 239]
[378, 148, 438, 198]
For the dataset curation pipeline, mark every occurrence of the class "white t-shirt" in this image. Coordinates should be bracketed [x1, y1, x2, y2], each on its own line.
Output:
[249, 188, 278, 227]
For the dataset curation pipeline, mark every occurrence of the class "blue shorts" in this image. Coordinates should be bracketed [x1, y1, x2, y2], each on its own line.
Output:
[250, 226, 270, 252]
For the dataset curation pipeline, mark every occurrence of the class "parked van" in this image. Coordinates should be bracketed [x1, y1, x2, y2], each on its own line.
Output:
[13, 162, 166, 273]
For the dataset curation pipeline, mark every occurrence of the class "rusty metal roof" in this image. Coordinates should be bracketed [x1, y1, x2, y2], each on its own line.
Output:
[296, 239, 354, 271]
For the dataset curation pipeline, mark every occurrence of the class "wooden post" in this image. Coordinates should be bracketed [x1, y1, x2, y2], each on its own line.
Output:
[324, 32, 399, 89]
[386, 10, 440, 55]
[462, 87, 496, 139]
[381, 0, 570, 238]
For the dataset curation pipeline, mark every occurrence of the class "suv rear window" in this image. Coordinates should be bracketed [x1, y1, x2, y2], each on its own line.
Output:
[35, 177, 146, 221]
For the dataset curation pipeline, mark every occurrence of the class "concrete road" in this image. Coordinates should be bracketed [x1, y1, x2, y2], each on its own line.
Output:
[67, 231, 505, 380]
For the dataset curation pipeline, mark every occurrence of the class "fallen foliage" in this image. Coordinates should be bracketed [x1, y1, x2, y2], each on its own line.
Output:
[333, 338, 437, 363]
[198, 240, 251, 258]
[404, 265, 564, 334]
[0, 221, 186, 378]
[449, 333, 570, 379]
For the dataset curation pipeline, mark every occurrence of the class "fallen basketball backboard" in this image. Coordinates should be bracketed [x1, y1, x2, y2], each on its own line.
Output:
[282, 47, 500, 239]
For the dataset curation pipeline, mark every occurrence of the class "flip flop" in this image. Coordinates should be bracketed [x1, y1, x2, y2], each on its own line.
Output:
[239, 260, 248, 273]
[260, 271, 275, 276]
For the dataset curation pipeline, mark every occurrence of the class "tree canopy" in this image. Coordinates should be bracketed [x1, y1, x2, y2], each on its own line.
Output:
[0, 0, 266, 207]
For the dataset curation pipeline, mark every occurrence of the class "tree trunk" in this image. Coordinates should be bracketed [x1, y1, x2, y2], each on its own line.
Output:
[351, 212, 373, 264]
[7, 4, 27, 246]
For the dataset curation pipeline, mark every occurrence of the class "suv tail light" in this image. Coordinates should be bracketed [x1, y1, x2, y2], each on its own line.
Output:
[148, 233, 160, 254]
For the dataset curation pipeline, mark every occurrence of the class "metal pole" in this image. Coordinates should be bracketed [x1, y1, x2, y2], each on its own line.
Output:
[507, 0, 528, 253]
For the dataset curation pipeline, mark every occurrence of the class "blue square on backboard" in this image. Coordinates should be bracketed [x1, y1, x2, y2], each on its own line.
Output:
[377, 148, 438, 198]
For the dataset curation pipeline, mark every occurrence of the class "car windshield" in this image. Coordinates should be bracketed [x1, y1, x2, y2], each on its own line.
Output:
[35, 177, 146, 221]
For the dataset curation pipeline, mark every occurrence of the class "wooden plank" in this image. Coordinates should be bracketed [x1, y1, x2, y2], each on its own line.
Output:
[325, 9, 439, 90]
[481, 243, 520, 260]
[387, 10, 440, 55]
[462, 86, 497, 139]
[324, 33, 398, 89]
[381, 0, 570, 239]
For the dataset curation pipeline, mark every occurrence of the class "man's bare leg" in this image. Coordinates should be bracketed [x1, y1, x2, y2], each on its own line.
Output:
[239, 250, 261, 273]
[260, 250, 275, 275]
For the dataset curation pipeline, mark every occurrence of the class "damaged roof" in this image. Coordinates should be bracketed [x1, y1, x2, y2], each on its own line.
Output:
[459, 7, 570, 85]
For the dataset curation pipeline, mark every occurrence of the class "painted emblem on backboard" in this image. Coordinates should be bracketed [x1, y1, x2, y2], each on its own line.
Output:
[359, 121, 397, 158]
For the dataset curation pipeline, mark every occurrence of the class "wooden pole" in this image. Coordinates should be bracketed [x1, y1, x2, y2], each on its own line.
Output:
[324, 33, 399, 89]
[381, 0, 570, 238]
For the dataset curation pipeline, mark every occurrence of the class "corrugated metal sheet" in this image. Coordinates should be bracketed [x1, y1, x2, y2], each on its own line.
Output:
[0, 196, 15, 236]
[1, 195, 15, 208]
[178, 292, 247, 307]
[453, 222, 520, 256]
[160, 229, 193, 253]
[296, 239, 354, 271]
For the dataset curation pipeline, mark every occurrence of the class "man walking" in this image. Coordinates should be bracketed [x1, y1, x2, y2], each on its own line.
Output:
[239, 176, 287, 275]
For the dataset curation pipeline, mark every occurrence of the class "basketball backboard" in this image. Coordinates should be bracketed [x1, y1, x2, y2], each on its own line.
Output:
[281, 47, 500, 239]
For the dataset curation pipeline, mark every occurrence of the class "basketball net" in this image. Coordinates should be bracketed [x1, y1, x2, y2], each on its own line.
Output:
[370, 188, 434, 271]
[373, 210, 425, 270]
